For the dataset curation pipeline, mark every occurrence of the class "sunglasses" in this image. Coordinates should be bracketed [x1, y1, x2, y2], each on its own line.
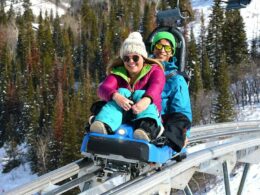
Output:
[123, 55, 140, 63]
[155, 43, 172, 52]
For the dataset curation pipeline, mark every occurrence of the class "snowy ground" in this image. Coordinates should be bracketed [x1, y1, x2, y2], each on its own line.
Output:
[237, 103, 260, 121]
[0, 145, 38, 193]
[205, 163, 260, 195]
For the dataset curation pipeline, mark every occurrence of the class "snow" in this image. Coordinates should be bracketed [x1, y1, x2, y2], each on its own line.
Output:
[205, 163, 260, 195]
[0, 147, 38, 193]
[237, 104, 260, 121]
[190, 0, 260, 43]
[240, 0, 260, 42]
[5, 0, 68, 17]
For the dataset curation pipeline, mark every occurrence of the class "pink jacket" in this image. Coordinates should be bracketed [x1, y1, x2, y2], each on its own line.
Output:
[98, 64, 165, 112]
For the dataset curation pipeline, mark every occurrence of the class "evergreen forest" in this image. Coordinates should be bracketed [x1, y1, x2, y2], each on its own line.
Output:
[0, 0, 259, 175]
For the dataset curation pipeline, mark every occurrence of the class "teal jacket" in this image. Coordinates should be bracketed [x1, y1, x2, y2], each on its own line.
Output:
[161, 61, 192, 122]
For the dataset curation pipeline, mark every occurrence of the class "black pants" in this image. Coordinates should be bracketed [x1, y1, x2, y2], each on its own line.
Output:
[162, 113, 191, 152]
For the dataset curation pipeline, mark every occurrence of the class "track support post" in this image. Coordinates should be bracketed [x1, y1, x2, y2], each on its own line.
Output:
[222, 161, 231, 195]
[237, 163, 250, 195]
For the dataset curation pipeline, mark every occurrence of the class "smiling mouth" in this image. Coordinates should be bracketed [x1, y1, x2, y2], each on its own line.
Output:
[127, 63, 136, 67]
[158, 54, 167, 58]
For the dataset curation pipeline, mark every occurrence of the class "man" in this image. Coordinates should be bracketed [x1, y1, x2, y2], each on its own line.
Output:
[151, 31, 192, 152]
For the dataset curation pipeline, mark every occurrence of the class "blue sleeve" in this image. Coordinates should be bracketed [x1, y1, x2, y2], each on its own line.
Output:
[168, 75, 192, 122]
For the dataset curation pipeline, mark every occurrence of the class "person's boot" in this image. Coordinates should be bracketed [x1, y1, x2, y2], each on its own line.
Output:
[90, 121, 108, 134]
[134, 128, 151, 141]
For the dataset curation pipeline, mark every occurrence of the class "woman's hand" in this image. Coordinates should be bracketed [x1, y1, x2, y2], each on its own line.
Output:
[112, 92, 134, 111]
[132, 97, 151, 114]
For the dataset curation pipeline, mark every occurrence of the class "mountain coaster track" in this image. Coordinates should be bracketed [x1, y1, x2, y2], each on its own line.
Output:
[5, 120, 260, 195]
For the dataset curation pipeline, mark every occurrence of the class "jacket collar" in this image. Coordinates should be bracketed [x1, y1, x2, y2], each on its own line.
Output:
[111, 64, 152, 84]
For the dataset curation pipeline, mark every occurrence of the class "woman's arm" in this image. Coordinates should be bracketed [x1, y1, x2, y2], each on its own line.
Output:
[98, 75, 118, 101]
[144, 65, 166, 103]
[132, 65, 165, 114]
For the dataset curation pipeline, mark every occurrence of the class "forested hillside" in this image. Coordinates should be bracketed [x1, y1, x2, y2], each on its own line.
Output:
[0, 0, 259, 175]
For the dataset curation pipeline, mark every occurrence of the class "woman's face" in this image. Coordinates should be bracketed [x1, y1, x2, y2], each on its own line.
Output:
[123, 54, 144, 77]
[153, 39, 173, 62]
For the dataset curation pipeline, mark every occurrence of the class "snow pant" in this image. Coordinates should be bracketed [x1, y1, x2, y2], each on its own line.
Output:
[94, 88, 162, 132]
[162, 112, 191, 152]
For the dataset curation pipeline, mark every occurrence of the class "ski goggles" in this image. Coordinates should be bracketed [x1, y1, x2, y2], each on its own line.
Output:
[155, 43, 172, 52]
[123, 55, 140, 63]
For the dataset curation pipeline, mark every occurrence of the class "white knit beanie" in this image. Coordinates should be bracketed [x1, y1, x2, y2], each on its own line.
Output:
[120, 32, 148, 59]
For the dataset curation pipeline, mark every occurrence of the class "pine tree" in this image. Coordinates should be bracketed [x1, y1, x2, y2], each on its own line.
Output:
[107, 1, 126, 55]
[41, 16, 55, 75]
[7, 4, 15, 22]
[142, 2, 157, 41]
[47, 61, 64, 171]
[0, 44, 11, 147]
[214, 53, 235, 122]
[2, 81, 24, 158]
[2, 138, 22, 173]
[16, 0, 34, 74]
[61, 95, 82, 166]
[132, 0, 141, 31]
[198, 11, 213, 92]
[0, 4, 24, 169]
[188, 29, 203, 97]
[187, 29, 204, 125]
[60, 29, 81, 165]
[250, 37, 260, 61]
[16, 21, 27, 73]
[0, 2, 7, 25]
[201, 50, 213, 92]
[81, 1, 100, 76]
[222, 9, 248, 82]
[52, 14, 64, 57]
[206, 0, 225, 82]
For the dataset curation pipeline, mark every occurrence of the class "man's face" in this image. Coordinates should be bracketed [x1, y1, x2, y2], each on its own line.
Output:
[153, 39, 173, 62]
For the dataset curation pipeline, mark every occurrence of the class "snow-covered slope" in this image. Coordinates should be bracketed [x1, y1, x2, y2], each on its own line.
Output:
[5, 0, 69, 17]
[0, 145, 37, 193]
[240, 0, 260, 41]
[191, 0, 260, 42]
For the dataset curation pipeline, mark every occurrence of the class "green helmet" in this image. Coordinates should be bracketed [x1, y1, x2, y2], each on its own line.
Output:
[151, 31, 176, 53]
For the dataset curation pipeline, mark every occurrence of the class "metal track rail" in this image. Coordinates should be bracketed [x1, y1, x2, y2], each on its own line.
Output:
[104, 136, 260, 194]
[189, 128, 260, 143]
[4, 158, 95, 195]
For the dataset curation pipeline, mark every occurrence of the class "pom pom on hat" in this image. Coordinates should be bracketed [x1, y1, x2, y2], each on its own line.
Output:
[120, 32, 148, 59]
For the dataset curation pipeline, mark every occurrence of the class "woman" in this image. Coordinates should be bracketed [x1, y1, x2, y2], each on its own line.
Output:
[151, 31, 192, 152]
[90, 32, 165, 141]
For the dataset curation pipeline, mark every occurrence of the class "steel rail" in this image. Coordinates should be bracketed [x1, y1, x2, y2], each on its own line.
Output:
[191, 120, 260, 133]
[4, 158, 94, 195]
[5, 120, 260, 195]
[106, 136, 260, 195]
[189, 128, 260, 142]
